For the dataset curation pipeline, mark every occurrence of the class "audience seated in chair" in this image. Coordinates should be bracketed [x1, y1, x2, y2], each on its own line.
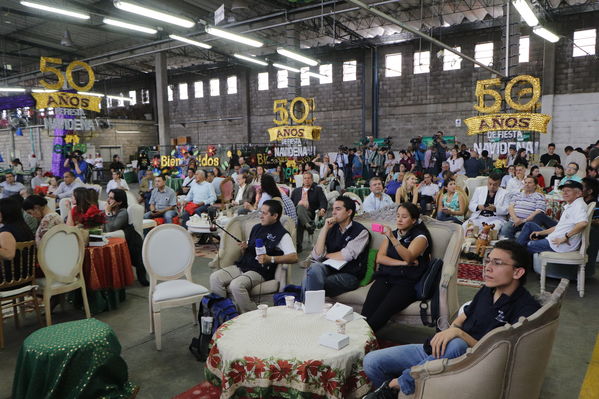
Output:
[362, 240, 540, 398]
[418, 173, 439, 214]
[180, 170, 216, 227]
[436, 178, 466, 224]
[499, 176, 549, 239]
[143, 175, 178, 224]
[302, 196, 370, 299]
[464, 173, 508, 234]
[139, 169, 155, 210]
[290, 172, 327, 251]
[362, 177, 394, 213]
[231, 172, 257, 215]
[209, 200, 298, 313]
[362, 203, 432, 332]
[22, 195, 63, 245]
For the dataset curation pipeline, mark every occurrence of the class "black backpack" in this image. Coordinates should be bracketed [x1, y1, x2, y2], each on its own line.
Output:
[414, 258, 443, 329]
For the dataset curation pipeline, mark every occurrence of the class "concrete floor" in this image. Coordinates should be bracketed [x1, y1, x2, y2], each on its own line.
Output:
[1, 245, 598, 398]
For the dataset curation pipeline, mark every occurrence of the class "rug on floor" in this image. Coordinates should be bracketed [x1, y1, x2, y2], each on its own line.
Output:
[195, 244, 218, 258]
[457, 262, 484, 287]
[171, 381, 220, 399]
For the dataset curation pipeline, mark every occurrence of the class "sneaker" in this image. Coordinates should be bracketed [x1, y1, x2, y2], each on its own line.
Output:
[362, 380, 398, 399]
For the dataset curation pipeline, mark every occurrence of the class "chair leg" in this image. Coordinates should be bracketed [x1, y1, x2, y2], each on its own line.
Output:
[192, 302, 198, 325]
[540, 258, 547, 295]
[579, 264, 585, 298]
[43, 293, 52, 326]
[80, 286, 91, 319]
[0, 309, 4, 349]
[31, 290, 43, 327]
[12, 299, 20, 329]
[149, 300, 154, 334]
[153, 311, 162, 350]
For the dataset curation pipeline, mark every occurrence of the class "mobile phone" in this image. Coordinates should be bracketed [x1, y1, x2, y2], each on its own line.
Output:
[372, 223, 384, 233]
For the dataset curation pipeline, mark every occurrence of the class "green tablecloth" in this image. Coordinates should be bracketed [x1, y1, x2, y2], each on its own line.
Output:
[123, 171, 136, 184]
[69, 288, 128, 314]
[167, 177, 183, 192]
[12, 318, 136, 399]
[345, 186, 370, 200]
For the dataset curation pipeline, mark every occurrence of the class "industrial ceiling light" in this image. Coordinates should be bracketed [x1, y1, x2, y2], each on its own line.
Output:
[272, 63, 300, 73]
[512, 0, 539, 27]
[306, 71, 329, 80]
[277, 48, 318, 66]
[113, 1, 195, 28]
[205, 26, 263, 47]
[32, 89, 58, 93]
[107, 95, 133, 101]
[103, 18, 157, 34]
[20, 1, 90, 19]
[169, 34, 212, 49]
[533, 26, 559, 43]
[60, 29, 74, 47]
[0, 88, 26, 92]
[234, 54, 268, 66]
[80, 92, 105, 97]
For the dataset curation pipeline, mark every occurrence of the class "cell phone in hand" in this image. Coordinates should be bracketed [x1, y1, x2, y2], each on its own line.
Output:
[372, 223, 384, 233]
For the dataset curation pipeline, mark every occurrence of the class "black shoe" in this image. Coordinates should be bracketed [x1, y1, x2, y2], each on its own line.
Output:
[363, 381, 398, 399]
[136, 267, 150, 286]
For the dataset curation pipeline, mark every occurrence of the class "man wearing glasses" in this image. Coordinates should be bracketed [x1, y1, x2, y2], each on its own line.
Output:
[362, 240, 540, 398]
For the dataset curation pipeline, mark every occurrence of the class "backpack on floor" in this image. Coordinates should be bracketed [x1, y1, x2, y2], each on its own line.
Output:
[189, 293, 239, 362]
[414, 258, 443, 329]
[273, 284, 302, 306]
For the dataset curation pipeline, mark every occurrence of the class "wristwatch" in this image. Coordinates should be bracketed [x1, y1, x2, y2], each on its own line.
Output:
[271, 256, 275, 264]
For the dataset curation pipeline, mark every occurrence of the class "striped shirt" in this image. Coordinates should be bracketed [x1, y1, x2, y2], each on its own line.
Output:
[513, 192, 547, 219]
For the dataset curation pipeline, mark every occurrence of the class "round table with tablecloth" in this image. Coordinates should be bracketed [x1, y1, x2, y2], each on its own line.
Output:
[205, 306, 377, 399]
[345, 186, 370, 200]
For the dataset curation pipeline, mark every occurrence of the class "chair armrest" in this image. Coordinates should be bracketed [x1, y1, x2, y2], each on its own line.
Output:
[274, 263, 291, 292]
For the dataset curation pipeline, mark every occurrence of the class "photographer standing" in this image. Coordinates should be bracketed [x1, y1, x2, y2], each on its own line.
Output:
[63, 151, 90, 183]
[433, 131, 448, 174]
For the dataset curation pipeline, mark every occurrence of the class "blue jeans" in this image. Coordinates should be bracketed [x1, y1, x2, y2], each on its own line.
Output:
[301, 262, 359, 299]
[181, 204, 210, 227]
[517, 222, 554, 254]
[144, 210, 178, 224]
[436, 211, 462, 224]
[364, 338, 469, 394]
[531, 212, 558, 228]
[499, 220, 523, 239]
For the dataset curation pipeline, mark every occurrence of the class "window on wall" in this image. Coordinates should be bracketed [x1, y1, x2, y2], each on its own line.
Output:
[117, 95, 124, 107]
[179, 83, 188, 100]
[167, 85, 173, 101]
[194, 81, 203, 98]
[443, 47, 462, 70]
[277, 70, 288, 88]
[319, 64, 332, 84]
[474, 42, 494, 67]
[413, 51, 430, 74]
[573, 29, 596, 57]
[141, 88, 150, 104]
[343, 60, 357, 81]
[210, 78, 220, 96]
[385, 53, 402, 77]
[300, 67, 310, 86]
[227, 76, 237, 94]
[128, 90, 137, 105]
[519, 36, 530, 63]
[258, 72, 268, 91]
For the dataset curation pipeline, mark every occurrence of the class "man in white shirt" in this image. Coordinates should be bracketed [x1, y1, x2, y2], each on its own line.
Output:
[94, 153, 104, 181]
[363, 177, 394, 213]
[47, 171, 82, 200]
[506, 164, 527, 194]
[418, 173, 439, 213]
[465, 173, 509, 233]
[181, 170, 216, 227]
[0, 172, 25, 199]
[517, 180, 588, 258]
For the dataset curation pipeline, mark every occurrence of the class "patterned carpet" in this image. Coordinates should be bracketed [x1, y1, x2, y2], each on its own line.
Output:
[171, 382, 220, 399]
[457, 262, 485, 287]
[194, 243, 218, 258]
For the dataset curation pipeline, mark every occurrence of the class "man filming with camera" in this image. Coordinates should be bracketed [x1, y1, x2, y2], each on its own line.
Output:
[63, 150, 91, 183]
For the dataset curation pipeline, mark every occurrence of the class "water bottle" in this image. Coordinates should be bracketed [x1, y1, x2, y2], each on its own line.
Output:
[554, 179, 560, 192]
[255, 238, 267, 256]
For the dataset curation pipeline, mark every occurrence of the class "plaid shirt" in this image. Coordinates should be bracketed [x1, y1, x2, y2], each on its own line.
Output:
[281, 193, 298, 223]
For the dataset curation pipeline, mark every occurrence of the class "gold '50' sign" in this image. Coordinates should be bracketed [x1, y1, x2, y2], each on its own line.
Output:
[39, 57, 95, 92]
[273, 97, 316, 125]
[474, 75, 541, 114]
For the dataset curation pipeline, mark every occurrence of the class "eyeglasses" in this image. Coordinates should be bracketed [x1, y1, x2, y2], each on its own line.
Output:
[483, 258, 517, 268]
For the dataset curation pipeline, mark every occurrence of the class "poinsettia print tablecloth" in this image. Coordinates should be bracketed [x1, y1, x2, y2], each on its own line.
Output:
[205, 306, 377, 399]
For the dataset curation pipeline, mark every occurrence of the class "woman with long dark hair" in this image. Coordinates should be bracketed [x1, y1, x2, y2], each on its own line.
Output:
[361, 203, 432, 332]
[249, 174, 297, 223]
[549, 164, 565, 191]
[67, 187, 102, 228]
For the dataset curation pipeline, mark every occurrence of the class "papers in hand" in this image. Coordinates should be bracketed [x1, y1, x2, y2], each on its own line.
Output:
[323, 258, 347, 270]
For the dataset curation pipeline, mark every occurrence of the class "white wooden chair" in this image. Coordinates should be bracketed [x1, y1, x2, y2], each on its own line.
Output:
[37, 225, 90, 326]
[537, 201, 596, 298]
[58, 197, 71, 221]
[142, 224, 209, 350]
[342, 191, 363, 214]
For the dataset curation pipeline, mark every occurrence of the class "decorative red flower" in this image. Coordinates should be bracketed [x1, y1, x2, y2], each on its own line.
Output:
[209, 353, 221, 369]
[227, 361, 247, 384]
[74, 204, 105, 228]
[207, 145, 217, 156]
[243, 356, 266, 378]
[297, 360, 323, 382]
[269, 359, 293, 381]
[319, 369, 339, 394]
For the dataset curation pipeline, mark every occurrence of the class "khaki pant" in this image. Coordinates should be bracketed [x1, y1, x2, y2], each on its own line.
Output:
[209, 265, 264, 313]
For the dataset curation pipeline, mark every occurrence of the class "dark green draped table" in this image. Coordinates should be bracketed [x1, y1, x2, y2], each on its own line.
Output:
[12, 318, 136, 399]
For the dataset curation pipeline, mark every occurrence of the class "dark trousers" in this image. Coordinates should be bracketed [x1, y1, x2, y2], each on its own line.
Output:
[361, 278, 417, 332]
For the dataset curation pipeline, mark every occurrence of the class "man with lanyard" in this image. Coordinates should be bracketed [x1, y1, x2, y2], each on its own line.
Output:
[302, 196, 370, 298]
[465, 173, 509, 233]
[144, 175, 178, 224]
[363, 177, 394, 213]
[209, 200, 298, 312]
[290, 172, 327, 252]
[363, 240, 540, 398]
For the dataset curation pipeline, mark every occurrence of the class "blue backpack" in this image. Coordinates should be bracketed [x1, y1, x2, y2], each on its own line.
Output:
[198, 293, 240, 336]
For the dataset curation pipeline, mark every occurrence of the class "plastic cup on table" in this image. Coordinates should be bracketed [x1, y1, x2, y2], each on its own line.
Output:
[336, 319, 347, 334]
[284, 296, 295, 309]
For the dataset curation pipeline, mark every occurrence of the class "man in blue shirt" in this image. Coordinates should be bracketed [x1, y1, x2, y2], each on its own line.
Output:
[363, 240, 540, 398]
[180, 170, 216, 227]
[63, 151, 90, 183]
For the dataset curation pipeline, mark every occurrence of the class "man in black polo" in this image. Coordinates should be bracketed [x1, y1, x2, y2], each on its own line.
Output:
[291, 172, 328, 251]
[363, 240, 540, 398]
[302, 196, 370, 298]
[540, 143, 561, 167]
